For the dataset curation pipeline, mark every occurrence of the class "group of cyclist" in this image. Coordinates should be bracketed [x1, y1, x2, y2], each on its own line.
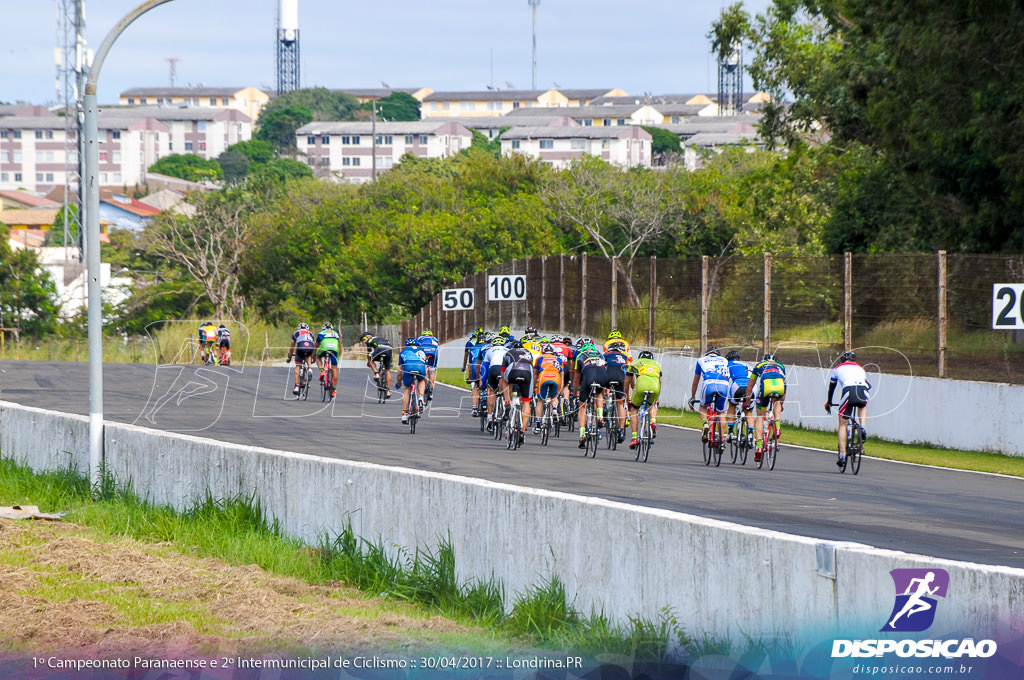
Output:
[284, 319, 872, 466]
[197, 321, 231, 365]
[459, 326, 664, 451]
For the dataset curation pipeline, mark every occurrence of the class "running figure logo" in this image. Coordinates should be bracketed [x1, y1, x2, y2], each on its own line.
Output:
[881, 568, 949, 632]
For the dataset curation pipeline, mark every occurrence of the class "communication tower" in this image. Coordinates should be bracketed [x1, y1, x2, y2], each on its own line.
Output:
[529, 0, 540, 90]
[55, 0, 87, 257]
[717, 43, 743, 116]
[276, 0, 300, 94]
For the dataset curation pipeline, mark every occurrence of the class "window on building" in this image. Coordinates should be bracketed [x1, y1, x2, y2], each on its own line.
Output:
[617, 119, 626, 126]
[384, 135, 393, 144]
[100, 173, 108, 183]
[320, 157, 328, 165]
[36, 173, 43, 182]
[197, 121, 207, 132]
[13, 130, 21, 139]
[571, 139, 586, 150]
[222, 98, 229, 105]
[602, 119, 611, 126]
[210, 97, 217, 106]
[430, 102, 438, 111]
[511, 140, 520, 149]
[157, 97, 165, 105]
[602, 140, 610, 149]
[13, 151, 21, 162]
[583, 119, 593, 126]
[460, 101, 474, 111]
[199, 142, 206, 151]
[375, 135, 382, 144]
[352, 136, 360, 144]
[112, 151, 121, 163]
[342, 157, 351, 166]
[46, 130, 54, 139]
[419, 135, 428, 144]
[112, 130, 121, 139]
[341, 136, 350, 144]
[140, 98, 148, 104]
[512, 102, 520, 109]
[671, 116, 681, 124]
[46, 173, 54, 182]
[0, 130, 7, 137]
[539, 139, 554, 149]
[0, 173, 6, 181]
[184, 142, 193, 151]
[352, 158, 361, 166]
[14, 173, 22, 182]
[321, 136, 329, 144]
[307, 136, 316, 145]
[405, 135, 414, 144]
[45, 151, 55, 161]
[98, 151, 107, 162]
[127, 98, 135, 105]
[35, 130, 43, 139]
[113, 173, 121, 183]
[0, 151, 6, 162]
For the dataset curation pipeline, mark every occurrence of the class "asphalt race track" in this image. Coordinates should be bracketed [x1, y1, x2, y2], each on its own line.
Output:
[2, 360, 1022, 569]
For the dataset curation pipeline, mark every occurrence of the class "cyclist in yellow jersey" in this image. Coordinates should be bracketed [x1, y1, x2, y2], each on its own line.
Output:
[602, 329, 631, 354]
[626, 350, 662, 448]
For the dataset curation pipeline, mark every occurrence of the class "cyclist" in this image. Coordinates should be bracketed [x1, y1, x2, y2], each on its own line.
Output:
[627, 350, 662, 449]
[572, 340, 608, 449]
[603, 339, 633, 444]
[501, 340, 535, 436]
[725, 350, 753, 446]
[602, 329, 631, 354]
[315, 322, 341, 398]
[689, 347, 730, 446]
[415, 329, 440, 401]
[396, 338, 428, 424]
[533, 343, 566, 433]
[476, 335, 510, 429]
[521, 334, 543, 362]
[286, 322, 316, 395]
[745, 353, 787, 463]
[198, 321, 217, 363]
[522, 325, 540, 341]
[550, 336, 575, 421]
[360, 331, 393, 400]
[498, 325, 516, 343]
[825, 350, 871, 467]
[216, 324, 231, 365]
[462, 328, 487, 417]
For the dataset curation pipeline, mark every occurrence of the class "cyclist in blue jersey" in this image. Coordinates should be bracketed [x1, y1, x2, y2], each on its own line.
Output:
[476, 335, 509, 429]
[315, 322, 342, 398]
[462, 328, 487, 416]
[725, 350, 754, 447]
[689, 347, 730, 444]
[415, 329, 440, 401]
[603, 340, 633, 444]
[396, 338, 428, 424]
[287, 322, 317, 395]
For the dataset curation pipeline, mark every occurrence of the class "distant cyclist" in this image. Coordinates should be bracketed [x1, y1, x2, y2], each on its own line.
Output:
[476, 335, 510, 429]
[396, 338, 428, 424]
[603, 340, 633, 444]
[602, 329, 631, 354]
[573, 340, 608, 449]
[725, 350, 753, 446]
[825, 350, 871, 467]
[360, 331, 393, 400]
[462, 328, 487, 417]
[627, 350, 662, 449]
[286, 322, 316, 395]
[315, 322, 341, 398]
[198, 321, 216, 363]
[533, 343, 566, 433]
[690, 347, 730, 445]
[746, 353, 787, 463]
[216, 324, 231, 365]
[501, 340, 535, 435]
[416, 329, 440, 401]
[522, 325, 540, 341]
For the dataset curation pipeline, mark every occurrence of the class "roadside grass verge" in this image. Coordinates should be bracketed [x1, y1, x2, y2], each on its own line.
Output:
[0, 456, 692, 660]
[434, 368, 1024, 478]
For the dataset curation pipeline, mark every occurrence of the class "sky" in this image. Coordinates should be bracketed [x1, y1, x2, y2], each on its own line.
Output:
[2, 0, 773, 106]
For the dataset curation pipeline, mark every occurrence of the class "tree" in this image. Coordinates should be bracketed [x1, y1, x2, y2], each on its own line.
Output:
[254, 104, 313, 154]
[249, 158, 313, 185]
[641, 126, 682, 164]
[148, 154, 223, 182]
[140, 188, 255, 319]
[0, 225, 59, 336]
[359, 92, 421, 121]
[217, 148, 251, 184]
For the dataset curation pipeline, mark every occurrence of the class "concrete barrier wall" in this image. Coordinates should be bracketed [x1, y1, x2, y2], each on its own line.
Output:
[3, 400, 1021, 644]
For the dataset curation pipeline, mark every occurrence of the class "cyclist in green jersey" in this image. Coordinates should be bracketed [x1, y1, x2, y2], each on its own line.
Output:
[315, 322, 342, 398]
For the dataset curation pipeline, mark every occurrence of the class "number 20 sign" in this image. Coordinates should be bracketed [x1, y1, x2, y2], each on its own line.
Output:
[993, 284, 1024, 329]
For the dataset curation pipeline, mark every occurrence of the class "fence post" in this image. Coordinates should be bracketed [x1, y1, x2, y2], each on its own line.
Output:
[648, 256, 657, 347]
[581, 253, 588, 338]
[764, 251, 772, 354]
[938, 250, 947, 378]
[511, 258, 518, 331]
[701, 255, 709, 355]
[540, 255, 547, 331]
[844, 252, 852, 352]
[559, 255, 565, 334]
[610, 256, 618, 330]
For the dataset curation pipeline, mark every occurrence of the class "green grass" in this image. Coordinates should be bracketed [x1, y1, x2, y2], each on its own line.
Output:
[435, 368, 1024, 478]
[0, 456, 704, 660]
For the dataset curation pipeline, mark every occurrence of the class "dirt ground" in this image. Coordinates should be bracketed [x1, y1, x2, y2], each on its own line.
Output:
[0, 517, 473, 662]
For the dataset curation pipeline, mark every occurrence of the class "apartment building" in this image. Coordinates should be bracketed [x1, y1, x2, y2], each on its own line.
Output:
[502, 103, 664, 128]
[296, 121, 473, 182]
[420, 88, 623, 118]
[500, 125, 651, 170]
[0, 110, 69, 195]
[119, 87, 269, 123]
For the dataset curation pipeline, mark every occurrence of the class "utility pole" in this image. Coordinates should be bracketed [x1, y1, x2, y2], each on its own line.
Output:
[529, 0, 540, 90]
[371, 98, 377, 181]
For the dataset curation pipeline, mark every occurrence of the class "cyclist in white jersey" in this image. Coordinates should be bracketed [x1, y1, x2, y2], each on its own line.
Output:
[825, 350, 871, 465]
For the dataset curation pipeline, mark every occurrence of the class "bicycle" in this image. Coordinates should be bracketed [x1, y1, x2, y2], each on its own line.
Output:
[538, 397, 556, 446]
[373, 359, 389, 404]
[757, 395, 780, 471]
[202, 342, 216, 366]
[634, 391, 655, 463]
[505, 385, 525, 451]
[478, 389, 489, 432]
[296, 359, 313, 401]
[728, 401, 752, 465]
[321, 361, 336, 402]
[834, 402, 865, 475]
[692, 398, 724, 467]
[582, 384, 603, 458]
[408, 379, 425, 434]
[490, 392, 507, 441]
[218, 343, 230, 366]
[604, 391, 623, 451]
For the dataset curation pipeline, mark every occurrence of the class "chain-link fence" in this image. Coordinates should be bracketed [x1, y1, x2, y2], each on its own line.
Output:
[402, 252, 1024, 384]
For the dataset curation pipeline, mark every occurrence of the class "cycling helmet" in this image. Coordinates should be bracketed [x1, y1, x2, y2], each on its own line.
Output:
[608, 329, 623, 340]
[581, 342, 597, 352]
[360, 332, 373, 343]
[404, 337, 418, 346]
[298, 322, 310, 331]
[422, 329, 434, 337]
[499, 326, 511, 337]
[839, 350, 856, 362]
[705, 346, 719, 355]
[726, 350, 741, 361]
[219, 324, 226, 329]
[542, 343, 556, 354]
[322, 322, 333, 331]
[607, 340, 627, 352]
[638, 350, 654, 360]
[539, 336, 551, 344]
[491, 336, 507, 346]
[762, 353, 775, 362]
[563, 336, 573, 345]
[525, 326, 537, 335]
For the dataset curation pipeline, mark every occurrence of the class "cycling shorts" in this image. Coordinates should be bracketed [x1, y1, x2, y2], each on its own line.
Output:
[755, 377, 785, 409]
[371, 347, 393, 371]
[295, 348, 315, 363]
[728, 383, 747, 404]
[579, 365, 609, 403]
[538, 377, 561, 400]
[605, 365, 626, 399]
[465, 363, 480, 384]
[401, 366, 426, 388]
[486, 365, 504, 391]
[317, 349, 339, 366]
[838, 385, 869, 418]
[630, 376, 661, 409]
[700, 381, 729, 412]
[505, 366, 533, 399]
[218, 338, 230, 349]
[421, 349, 438, 369]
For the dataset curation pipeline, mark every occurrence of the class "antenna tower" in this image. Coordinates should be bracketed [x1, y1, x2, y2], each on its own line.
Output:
[166, 57, 180, 87]
[276, 0, 301, 94]
[55, 0, 86, 259]
[529, 0, 540, 90]
[717, 42, 743, 116]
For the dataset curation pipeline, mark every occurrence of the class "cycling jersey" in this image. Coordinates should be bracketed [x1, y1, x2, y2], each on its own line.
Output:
[522, 339, 542, 360]
[316, 330, 341, 355]
[365, 336, 393, 370]
[464, 340, 487, 382]
[628, 358, 662, 408]
[534, 353, 565, 398]
[750, 360, 786, 408]
[200, 324, 217, 343]
[479, 344, 509, 379]
[216, 327, 231, 348]
[416, 334, 439, 368]
[830, 361, 870, 416]
[398, 346, 427, 387]
[727, 359, 749, 403]
[695, 354, 730, 410]
[502, 348, 534, 398]
[292, 328, 316, 349]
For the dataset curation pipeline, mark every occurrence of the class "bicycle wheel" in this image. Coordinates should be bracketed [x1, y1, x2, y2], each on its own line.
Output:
[479, 396, 488, 432]
[729, 421, 739, 464]
[849, 425, 863, 475]
[755, 427, 765, 469]
[737, 419, 749, 465]
[702, 418, 712, 465]
[635, 412, 647, 461]
[766, 420, 778, 470]
[711, 420, 722, 467]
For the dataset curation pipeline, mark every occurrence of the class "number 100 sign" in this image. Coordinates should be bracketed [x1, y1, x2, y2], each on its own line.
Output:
[487, 275, 526, 301]
[993, 284, 1024, 329]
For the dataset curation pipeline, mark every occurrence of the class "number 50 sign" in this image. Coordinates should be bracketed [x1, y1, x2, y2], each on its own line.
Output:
[993, 284, 1024, 329]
